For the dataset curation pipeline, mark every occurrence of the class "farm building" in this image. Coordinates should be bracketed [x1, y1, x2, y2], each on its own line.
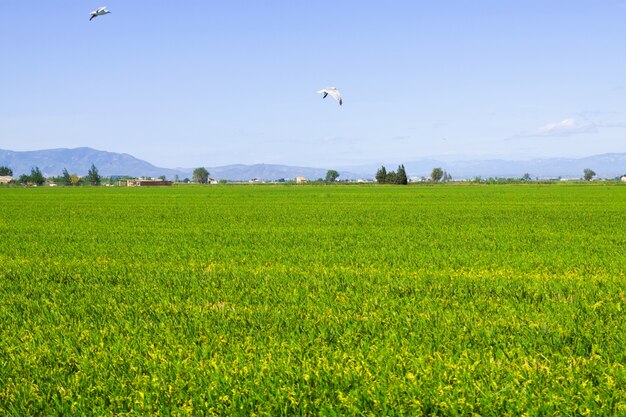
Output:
[122, 179, 173, 187]
[0, 176, 13, 184]
[296, 176, 307, 184]
[621, 176, 626, 182]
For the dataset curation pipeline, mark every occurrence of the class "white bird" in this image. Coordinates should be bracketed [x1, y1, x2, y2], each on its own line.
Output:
[318, 87, 342, 106]
[90, 6, 111, 21]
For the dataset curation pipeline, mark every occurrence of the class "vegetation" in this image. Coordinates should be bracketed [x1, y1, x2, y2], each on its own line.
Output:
[18, 166, 45, 185]
[193, 167, 210, 184]
[325, 169, 340, 183]
[60, 168, 81, 186]
[396, 164, 408, 184]
[584, 168, 596, 181]
[86, 164, 101, 186]
[0, 166, 12, 176]
[431, 167, 444, 182]
[62, 168, 72, 185]
[375, 164, 408, 184]
[1, 184, 625, 415]
[375, 165, 387, 183]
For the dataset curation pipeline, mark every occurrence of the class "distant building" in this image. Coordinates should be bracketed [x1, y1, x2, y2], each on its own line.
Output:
[296, 176, 307, 184]
[122, 179, 173, 187]
[621, 176, 626, 183]
[0, 176, 13, 184]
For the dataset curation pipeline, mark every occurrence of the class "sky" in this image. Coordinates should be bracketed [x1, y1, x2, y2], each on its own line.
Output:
[1, 1, 625, 169]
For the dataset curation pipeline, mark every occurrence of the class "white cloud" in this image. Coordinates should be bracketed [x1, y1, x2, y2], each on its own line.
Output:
[536, 118, 597, 136]
[515, 118, 598, 139]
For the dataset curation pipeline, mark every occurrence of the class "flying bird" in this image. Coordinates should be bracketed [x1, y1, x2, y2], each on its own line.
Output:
[90, 7, 111, 21]
[318, 87, 342, 106]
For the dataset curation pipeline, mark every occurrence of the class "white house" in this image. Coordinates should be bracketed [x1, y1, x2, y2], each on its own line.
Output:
[621, 176, 626, 183]
[0, 176, 13, 184]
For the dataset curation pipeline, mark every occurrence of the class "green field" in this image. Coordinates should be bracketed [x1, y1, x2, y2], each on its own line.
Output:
[1, 184, 625, 415]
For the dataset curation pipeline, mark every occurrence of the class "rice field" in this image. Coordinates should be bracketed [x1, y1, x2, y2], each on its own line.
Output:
[1, 183, 625, 415]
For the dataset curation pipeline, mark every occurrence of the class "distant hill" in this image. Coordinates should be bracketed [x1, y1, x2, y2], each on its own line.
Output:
[347, 153, 626, 179]
[0, 147, 188, 179]
[1, 147, 624, 181]
[0, 148, 359, 181]
[204, 164, 358, 181]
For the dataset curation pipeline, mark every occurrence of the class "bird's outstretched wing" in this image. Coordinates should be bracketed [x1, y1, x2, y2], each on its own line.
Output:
[327, 89, 342, 105]
[318, 87, 342, 105]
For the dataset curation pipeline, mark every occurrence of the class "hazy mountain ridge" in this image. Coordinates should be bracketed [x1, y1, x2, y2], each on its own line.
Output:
[1, 147, 625, 181]
[0, 147, 187, 179]
[0, 148, 358, 181]
[350, 154, 626, 179]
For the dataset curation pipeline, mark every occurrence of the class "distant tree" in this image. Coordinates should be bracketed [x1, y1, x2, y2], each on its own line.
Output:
[86, 164, 101, 185]
[174, 174, 180, 183]
[70, 174, 81, 186]
[386, 170, 397, 184]
[62, 168, 73, 186]
[375, 166, 387, 183]
[30, 167, 45, 185]
[583, 168, 596, 181]
[325, 170, 340, 183]
[193, 167, 209, 184]
[431, 167, 444, 182]
[522, 173, 531, 181]
[158, 175, 166, 181]
[183, 178, 190, 183]
[395, 164, 408, 185]
[0, 166, 12, 176]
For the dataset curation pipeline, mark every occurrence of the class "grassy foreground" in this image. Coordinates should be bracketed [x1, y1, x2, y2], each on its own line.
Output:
[1, 184, 625, 415]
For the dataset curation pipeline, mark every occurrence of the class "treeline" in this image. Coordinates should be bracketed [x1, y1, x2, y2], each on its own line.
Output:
[0, 164, 102, 186]
[375, 165, 408, 184]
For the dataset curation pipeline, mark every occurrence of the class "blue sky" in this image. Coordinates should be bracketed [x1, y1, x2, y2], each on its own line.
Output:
[1, 1, 625, 169]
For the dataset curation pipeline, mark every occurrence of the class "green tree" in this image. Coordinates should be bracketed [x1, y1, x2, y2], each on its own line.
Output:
[62, 168, 72, 186]
[325, 170, 340, 183]
[193, 167, 210, 184]
[583, 168, 596, 181]
[0, 166, 12, 176]
[86, 164, 101, 185]
[396, 164, 408, 185]
[375, 166, 387, 183]
[386, 170, 397, 184]
[431, 167, 444, 182]
[522, 173, 531, 181]
[30, 167, 45, 185]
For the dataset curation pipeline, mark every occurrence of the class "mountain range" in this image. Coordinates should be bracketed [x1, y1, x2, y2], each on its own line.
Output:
[0, 148, 358, 181]
[1, 147, 625, 181]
